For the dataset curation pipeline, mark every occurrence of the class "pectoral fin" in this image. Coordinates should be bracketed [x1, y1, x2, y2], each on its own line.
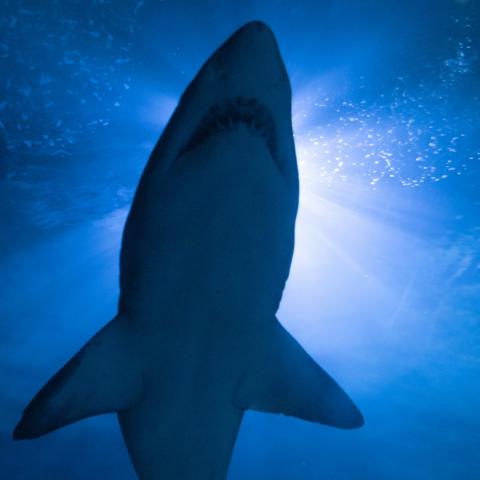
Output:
[13, 316, 143, 439]
[233, 319, 363, 429]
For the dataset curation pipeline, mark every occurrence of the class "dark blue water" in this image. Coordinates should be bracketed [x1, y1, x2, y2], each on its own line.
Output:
[1, 1, 479, 478]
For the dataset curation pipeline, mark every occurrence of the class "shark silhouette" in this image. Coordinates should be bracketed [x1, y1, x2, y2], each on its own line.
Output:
[13, 21, 363, 479]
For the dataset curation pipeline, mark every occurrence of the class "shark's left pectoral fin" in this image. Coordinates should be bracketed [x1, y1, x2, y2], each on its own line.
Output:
[233, 319, 364, 429]
[13, 317, 143, 440]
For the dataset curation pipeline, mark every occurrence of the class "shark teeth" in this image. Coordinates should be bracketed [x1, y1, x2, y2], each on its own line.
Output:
[180, 97, 277, 160]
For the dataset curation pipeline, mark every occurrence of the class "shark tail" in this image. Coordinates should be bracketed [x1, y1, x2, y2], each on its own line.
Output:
[233, 319, 364, 429]
[13, 317, 143, 440]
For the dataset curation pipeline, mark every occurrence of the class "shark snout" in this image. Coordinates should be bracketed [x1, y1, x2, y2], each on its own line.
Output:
[210, 21, 290, 93]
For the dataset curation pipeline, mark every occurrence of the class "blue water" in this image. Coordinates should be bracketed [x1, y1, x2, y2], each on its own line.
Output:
[1, 1, 479, 478]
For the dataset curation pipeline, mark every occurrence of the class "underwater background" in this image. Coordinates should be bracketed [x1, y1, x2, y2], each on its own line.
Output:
[1, 0, 479, 478]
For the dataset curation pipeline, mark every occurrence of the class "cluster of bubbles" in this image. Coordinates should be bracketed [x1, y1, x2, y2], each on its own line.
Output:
[294, 15, 479, 189]
[0, 0, 144, 161]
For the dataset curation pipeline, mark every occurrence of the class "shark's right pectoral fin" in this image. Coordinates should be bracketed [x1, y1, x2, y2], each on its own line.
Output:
[233, 319, 363, 429]
[13, 317, 143, 440]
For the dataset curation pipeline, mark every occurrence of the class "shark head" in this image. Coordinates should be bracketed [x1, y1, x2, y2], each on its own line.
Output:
[123, 21, 299, 317]
[160, 21, 298, 185]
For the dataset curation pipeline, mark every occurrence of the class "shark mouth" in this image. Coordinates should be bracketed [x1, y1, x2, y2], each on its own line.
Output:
[179, 96, 277, 163]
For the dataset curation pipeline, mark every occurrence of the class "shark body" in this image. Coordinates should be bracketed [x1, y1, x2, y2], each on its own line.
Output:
[14, 22, 363, 479]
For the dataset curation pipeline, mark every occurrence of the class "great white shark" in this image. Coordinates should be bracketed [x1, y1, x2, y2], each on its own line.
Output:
[13, 21, 363, 479]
